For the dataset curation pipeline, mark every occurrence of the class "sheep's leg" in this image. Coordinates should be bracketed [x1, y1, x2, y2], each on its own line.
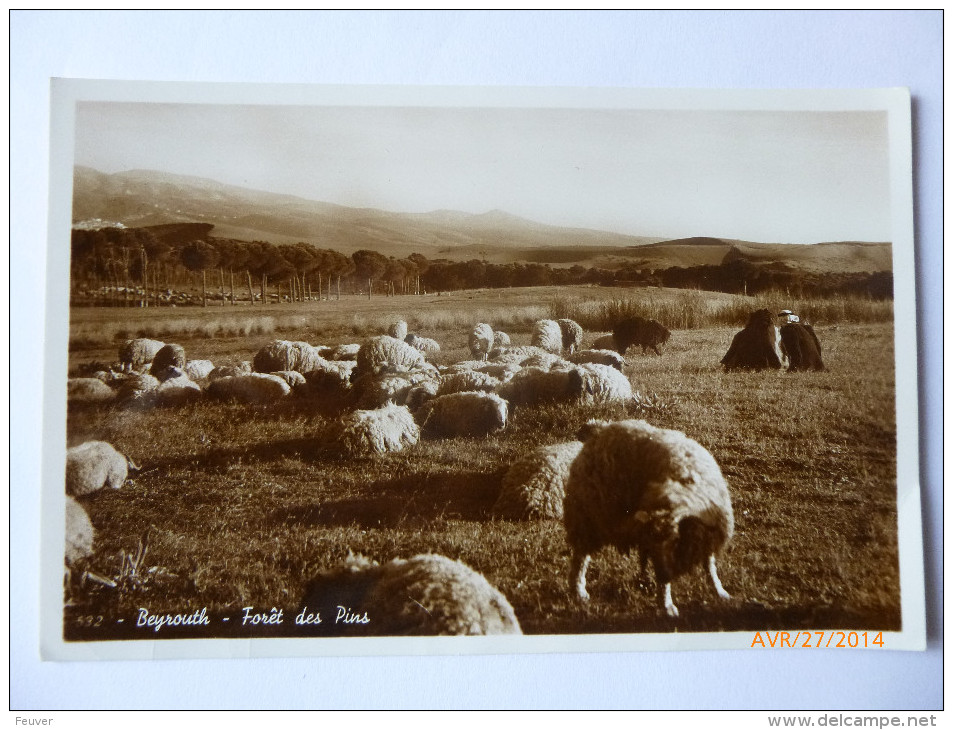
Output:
[570, 552, 591, 601]
[661, 582, 678, 618]
[708, 554, 731, 600]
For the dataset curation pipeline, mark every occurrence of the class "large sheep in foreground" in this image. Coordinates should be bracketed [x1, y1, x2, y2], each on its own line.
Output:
[118, 338, 165, 372]
[207, 373, 292, 404]
[65, 495, 95, 566]
[468, 323, 495, 361]
[415, 391, 508, 437]
[557, 319, 584, 354]
[612, 317, 671, 356]
[563, 419, 734, 617]
[299, 553, 522, 636]
[324, 404, 420, 457]
[354, 336, 426, 380]
[493, 441, 584, 520]
[531, 319, 564, 355]
[67, 378, 116, 405]
[253, 340, 326, 374]
[66, 441, 138, 497]
[721, 309, 784, 371]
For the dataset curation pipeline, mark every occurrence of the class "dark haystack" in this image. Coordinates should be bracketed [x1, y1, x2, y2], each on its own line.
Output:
[720, 309, 784, 371]
[612, 317, 671, 356]
[779, 322, 825, 372]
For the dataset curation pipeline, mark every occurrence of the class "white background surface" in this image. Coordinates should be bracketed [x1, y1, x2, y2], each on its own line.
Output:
[10, 10, 943, 710]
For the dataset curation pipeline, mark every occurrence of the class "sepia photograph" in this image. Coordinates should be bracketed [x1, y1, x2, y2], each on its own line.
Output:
[42, 81, 923, 659]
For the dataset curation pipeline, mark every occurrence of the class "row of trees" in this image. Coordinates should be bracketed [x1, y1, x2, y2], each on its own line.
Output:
[69, 224, 893, 307]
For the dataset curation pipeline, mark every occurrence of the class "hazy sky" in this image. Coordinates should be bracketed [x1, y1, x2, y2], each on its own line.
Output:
[74, 102, 891, 244]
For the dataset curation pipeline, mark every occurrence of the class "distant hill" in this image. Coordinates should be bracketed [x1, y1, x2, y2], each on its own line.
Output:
[72, 167, 891, 273]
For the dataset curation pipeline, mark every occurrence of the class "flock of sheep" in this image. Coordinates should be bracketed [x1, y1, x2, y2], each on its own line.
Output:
[64, 310, 806, 635]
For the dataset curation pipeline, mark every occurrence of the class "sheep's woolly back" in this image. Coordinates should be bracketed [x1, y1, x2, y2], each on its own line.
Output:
[326, 343, 361, 361]
[415, 391, 508, 437]
[355, 336, 425, 378]
[299, 553, 521, 636]
[493, 441, 584, 520]
[493, 331, 511, 347]
[152, 375, 203, 406]
[531, 319, 564, 355]
[117, 373, 160, 404]
[497, 367, 580, 406]
[488, 345, 550, 364]
[185, 359, 215, 381]
[564, 419, 733, 570]
[270, 370, 308, 388]
[437, 370, 501, 396]
[150, 344, 186, 376]
[327, 404, 420, 457]
[404, 333, 441, 356]
[519, 351, 564, 371]
[67, 378, 116, 404]
[66, 441, 131, 497]
[119, 338, 165, 371]
[567, 349, 626, 372]
[65, 495, 95, 566]
[575, 363, 633, 403]
[351, 370, 437, 409]
[388, 320, 409, 341]
[468, 323, 495, 361]
[208, 362, 253, 380]
[207, 373, 292, 404]
[253, 340, 326, 374]
[557, 319, 584, 353]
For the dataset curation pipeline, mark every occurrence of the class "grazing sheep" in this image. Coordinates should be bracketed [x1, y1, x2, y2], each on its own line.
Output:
[591, 334, 617, 352]
[184, 359, 215, 381]
[493, 441, 584, 520]
[415, 391, 508, 437]
[118, 338, 165, 372]
[207, 373, 292, 404]
[612, 317, 671, 356]
[326, 343, 361, 361]
[557, 318, 584, 354]
[67, 378, 116, 405]
[354, 335, 426, 380]
[404, 333, 441, 357]
[721, 309, 784, 371]
[324, 404, 420, 457]
[437, 370, 501, 396]
[150, 344, 186, 377]
[467, 323, 495, 361]
[208, 362, 253, 380]
[388, 320, 409, 341]
[299, 553, 521, 636]
[65, 495, 95, 566]
[779, 322, 825, 372]
[563, 419, 734, 617]
[66, 441, 137, 497]
[575, 363, 633, 403]
[531, 319, 564, 355]
[567, 349, 627, 372]
[253, 340, 326, 374]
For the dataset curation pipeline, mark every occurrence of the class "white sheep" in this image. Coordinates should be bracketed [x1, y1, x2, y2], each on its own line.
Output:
[324, 404, 420, 457]
[404, 380, 439, 412]
[415, 391, 508, 437]
[184, 359, 215, 381]
[493, 441, 583, 520]
[563, 419, 734, 617]
[208, 362, 253, 380]
[270, 370, 308, 389]
[299, 553, 521, 636]
[351, 369, 438, 409]
[488, 344, 550, 364]
[575, 363, 633, 403]
[253, 340, 326, 374]
[117, 373, 160, 405]
[326, 343, 361, 361]
[567, 348, 627, 372]
[206, 373, 292, 404]
[404, 333, 441, 357]
[65, 495, 95, 566]
[437, 370, 502, 396]
[118, 338, 166, 372]
[518, 351, 565, 371]
[493, 330, 511, 347]
[557, 318, 584, 354]
[468, 323, 495, 361]
[388, 320, 409, 341]
[66, 441, 138, 497]
[151, 374, 204, 406]
[531, 319, 564, 355]
[354, 335, 426, 379]
[67, 378, 116, 405]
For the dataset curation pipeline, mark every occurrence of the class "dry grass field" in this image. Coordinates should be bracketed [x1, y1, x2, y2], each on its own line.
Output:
[61, 286, 900, 639]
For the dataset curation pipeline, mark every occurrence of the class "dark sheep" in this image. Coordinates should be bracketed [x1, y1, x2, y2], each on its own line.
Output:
[779, 322, 824, 372]
[720, 309, 783, 371]
[612, 317, 671, 356]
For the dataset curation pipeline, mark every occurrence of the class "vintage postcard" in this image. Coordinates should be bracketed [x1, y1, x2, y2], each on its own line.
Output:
[41, 81, 924, 659]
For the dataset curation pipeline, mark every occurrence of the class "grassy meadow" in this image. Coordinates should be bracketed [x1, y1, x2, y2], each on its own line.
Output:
[63, 285, 901, 639]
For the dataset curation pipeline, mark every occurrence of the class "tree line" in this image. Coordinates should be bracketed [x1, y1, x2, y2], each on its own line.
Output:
[69, 223, 893, 307]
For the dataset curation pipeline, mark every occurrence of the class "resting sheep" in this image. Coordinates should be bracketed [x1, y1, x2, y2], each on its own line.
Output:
[575, 363, 633, 403]
[184, 359, 215, 381]
[468, 323, 495, 361]
[299, 553, 521, 636]
[437, 370, 502, 396]
[721, 309, 784, 371]
[326, 343, 361, 361]
[151, 374, 203, 406]
[415, 391, 508, 437]
[207, 373, 292, 404]
[253, 340, 326, 374]
[353, 336, 425, 380]
[66, 441, 138, 497]
[404, 333, 441, 357]
[65, 495, 95, 566]
[323, 404, 420, 457]
[388, 320, 409, 341]
[150, 344, 186, 378]
[116, 373, 160, 405]
[493, 331, 511, 347]
[208, 362, 253, 380]
[493, 441, 583, 520]
[557, 319, 584, 354]
[531, 319, 564, 355]
[612, 317, 671, 356]
[119, 338, 165, 372]
[563, 419, 734, 617]
[567, 349, 627, 372]
[351, 369, 438, 409]
[67, 378, 116, 405]
[488, 344, 550, 365]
